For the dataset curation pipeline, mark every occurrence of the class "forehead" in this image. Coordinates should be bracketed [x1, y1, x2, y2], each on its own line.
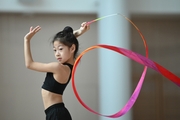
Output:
[53, 41, 64, 48]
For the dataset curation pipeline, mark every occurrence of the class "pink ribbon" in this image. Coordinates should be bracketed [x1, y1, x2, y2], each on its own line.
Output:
[71, 13, 180, 118]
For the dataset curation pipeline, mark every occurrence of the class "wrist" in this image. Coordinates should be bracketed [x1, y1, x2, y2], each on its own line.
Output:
[24, 37, 30, 41]
[74, 29, 81, 37]
[24, 39, 31, 43]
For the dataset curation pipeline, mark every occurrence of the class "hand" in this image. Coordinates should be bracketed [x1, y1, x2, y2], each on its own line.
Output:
[74, 22, 90, 37]
[24, 26, 41, 41]
[79, 22, 90, 34]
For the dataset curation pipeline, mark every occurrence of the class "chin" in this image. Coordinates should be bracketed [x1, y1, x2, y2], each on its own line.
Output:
[59, 61, 63, 64]
[59, 61, 66, 64]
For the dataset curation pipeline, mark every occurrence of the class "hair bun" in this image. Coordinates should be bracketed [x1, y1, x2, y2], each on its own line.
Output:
[63, 26, 73, 33]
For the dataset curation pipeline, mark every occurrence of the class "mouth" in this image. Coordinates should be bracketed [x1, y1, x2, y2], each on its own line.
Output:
[57, 58, 62, 61]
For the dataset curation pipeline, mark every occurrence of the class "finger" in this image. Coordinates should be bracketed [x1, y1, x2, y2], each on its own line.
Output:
[85, 23, 89, 27]
[34, 26, 41, 32]
[84, 23, 90, 30]
[86, 25, 90, 30]
[35, 27, 41, 33]
[81, 22, 87, 27]
[32, 26, 41, 33]
[30, 26, 33, 31]
[83, 22, 90, 27]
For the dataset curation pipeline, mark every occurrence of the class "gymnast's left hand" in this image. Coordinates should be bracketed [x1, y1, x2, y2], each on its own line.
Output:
[24, 26, 41, 41]
[79, 22, 90, 33]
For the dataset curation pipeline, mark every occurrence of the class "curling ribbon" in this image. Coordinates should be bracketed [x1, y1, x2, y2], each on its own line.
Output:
[72, 13, 149, 118]
[71, 13, 180, 118]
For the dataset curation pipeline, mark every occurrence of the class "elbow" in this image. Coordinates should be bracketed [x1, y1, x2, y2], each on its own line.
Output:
[25, 64, 31, 69]
[25, 62, 32, 69]
[25, 60, 34, 69]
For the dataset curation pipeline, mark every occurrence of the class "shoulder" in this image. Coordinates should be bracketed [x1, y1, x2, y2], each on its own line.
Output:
[54, 63, 72, 74]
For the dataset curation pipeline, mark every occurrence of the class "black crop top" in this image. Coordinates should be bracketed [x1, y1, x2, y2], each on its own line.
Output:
[42, 63, 73, 95]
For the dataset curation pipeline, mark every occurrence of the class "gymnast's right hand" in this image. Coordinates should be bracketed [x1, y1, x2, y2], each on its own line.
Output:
[24, 26, 41, 41]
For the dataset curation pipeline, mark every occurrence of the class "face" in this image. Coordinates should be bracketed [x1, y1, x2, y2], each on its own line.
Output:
[53, 41, 74, 63]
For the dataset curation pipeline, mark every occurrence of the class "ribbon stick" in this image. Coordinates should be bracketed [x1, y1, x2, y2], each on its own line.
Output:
[87, 13, 119, 25]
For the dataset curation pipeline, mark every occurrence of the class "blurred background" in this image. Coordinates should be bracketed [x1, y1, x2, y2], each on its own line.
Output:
[0, 0, 180, 120]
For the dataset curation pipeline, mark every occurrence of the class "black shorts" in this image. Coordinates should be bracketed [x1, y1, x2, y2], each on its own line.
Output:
[45, 103, 72, 120]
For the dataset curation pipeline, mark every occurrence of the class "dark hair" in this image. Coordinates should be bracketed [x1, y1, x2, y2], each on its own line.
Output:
[52, 26, 79, 59]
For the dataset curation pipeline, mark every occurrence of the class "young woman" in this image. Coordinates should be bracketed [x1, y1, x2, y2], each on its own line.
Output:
[24, 22, 90, 120]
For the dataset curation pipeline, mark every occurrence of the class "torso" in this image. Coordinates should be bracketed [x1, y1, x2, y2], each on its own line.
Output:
[41, 89, 63, 109]
[41, 63, 73, 109]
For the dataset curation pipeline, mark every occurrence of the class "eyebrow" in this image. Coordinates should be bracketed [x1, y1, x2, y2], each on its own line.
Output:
[53, 45, 64, 48]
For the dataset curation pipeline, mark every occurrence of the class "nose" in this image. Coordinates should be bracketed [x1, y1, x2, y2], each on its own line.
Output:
[55, 50, 60, 56]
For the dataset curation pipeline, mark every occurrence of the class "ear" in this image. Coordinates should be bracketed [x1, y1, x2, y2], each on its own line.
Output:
[70, 44, 76, 53]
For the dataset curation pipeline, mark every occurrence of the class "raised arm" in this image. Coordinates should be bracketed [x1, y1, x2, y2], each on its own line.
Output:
[73, 22, 90, 38]
[24, 26, 61, 73]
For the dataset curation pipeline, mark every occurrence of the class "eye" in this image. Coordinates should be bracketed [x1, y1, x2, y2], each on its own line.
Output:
[53, 49, 56, 52]
[59, 48, 63, 50]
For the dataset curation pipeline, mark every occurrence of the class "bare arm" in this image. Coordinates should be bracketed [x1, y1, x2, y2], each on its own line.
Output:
[24, 26, 61, 73]
[24, 22, 90, 72]
[74, 22, 90, 38]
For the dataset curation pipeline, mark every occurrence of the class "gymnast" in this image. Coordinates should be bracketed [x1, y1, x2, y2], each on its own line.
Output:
[24, 22, 90, 120]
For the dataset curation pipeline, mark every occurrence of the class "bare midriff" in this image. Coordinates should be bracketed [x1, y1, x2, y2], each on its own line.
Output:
[41, 89, 63, 109]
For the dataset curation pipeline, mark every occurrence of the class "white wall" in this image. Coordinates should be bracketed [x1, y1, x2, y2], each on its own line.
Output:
[0, 13, 99, 120]
[0, 0, 180, 14]
[0, 0, 97, 14]
[129, 0, 180, 15]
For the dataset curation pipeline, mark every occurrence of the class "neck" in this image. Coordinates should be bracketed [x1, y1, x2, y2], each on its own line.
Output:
[65, 58, 75, 65]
